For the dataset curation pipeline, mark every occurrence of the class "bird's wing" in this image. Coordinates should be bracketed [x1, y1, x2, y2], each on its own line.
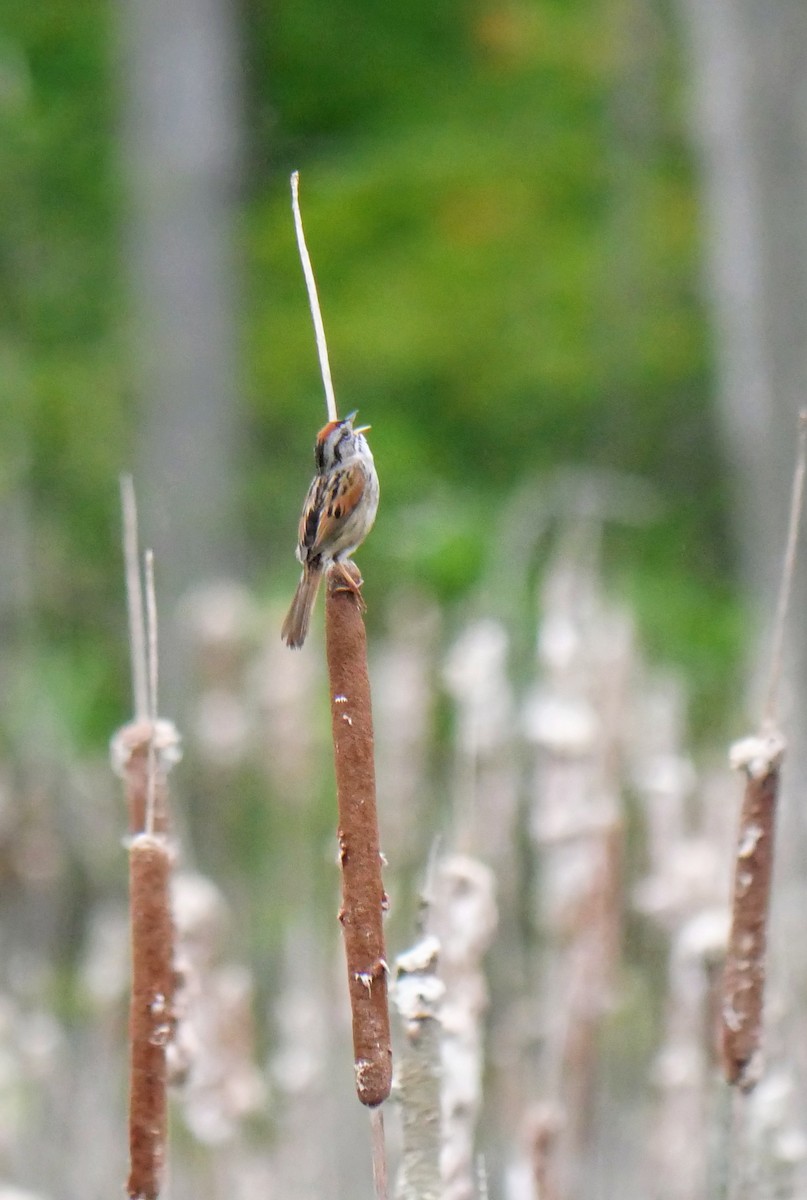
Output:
[298, 464, 366, 558]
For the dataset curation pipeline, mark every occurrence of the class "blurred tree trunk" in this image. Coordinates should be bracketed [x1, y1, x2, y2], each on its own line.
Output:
[677, 0, 807, 1064]
[119, 0, 244, 710]
[678, 0, 807, 667]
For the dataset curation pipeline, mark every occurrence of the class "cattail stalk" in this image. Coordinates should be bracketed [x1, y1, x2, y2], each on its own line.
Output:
[292, 173, 390, 1197]
[325, 564, 392, 1108]
[371, 1107, 390, 1200]
[720, 412, 807, 1091]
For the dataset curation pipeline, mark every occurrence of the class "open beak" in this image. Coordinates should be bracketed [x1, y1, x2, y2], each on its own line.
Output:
[342, 409, 370, 434]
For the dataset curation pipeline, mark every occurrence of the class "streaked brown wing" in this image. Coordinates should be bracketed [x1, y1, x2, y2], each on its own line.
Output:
[298, 474, 329, 552]
[308, 464, 366, 555]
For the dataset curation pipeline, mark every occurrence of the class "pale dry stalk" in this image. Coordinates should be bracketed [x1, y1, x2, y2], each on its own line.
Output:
[393, 935, 445, 1200]
[429, 855, 497, 1200]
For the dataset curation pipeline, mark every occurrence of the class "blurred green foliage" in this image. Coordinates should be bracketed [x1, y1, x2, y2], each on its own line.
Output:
[247, 0, 741, 731]
[0, 0, 742, 747]
[0, 4, 128, 747]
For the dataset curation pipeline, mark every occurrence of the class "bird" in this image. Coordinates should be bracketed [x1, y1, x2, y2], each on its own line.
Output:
[281, 411, 379, 648]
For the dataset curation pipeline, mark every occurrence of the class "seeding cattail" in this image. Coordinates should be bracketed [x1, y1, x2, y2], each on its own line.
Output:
[428, 855, 497, 1200]
[720, 412, 807, 1092]
[393, 935, 444, 1200]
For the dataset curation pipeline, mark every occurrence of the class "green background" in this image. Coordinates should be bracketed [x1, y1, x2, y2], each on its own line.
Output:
[0, 0, 742, 745]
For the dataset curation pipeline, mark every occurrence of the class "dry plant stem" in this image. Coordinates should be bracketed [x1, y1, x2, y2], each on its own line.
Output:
[290, 170, 338, 423]
[128, 834, 176, 1200]
[371, 1107, 390, 1200]
[762, 410, 807, 723]
[325, 563, 392, 1107]
[144, 548, 160, 834]
[708, 1084, 742, 1200]
[121, 474, 148, 719]
[721, 759, 781, 1090]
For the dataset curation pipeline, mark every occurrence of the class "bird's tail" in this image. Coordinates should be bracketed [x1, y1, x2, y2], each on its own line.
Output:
[281, 567, 323, 648]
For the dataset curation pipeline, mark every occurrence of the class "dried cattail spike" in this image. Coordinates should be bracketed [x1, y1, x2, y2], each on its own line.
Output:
[325, 564, 392, 1108]
[128, 833, 176, 1200]
[721, 730, 786, 1090]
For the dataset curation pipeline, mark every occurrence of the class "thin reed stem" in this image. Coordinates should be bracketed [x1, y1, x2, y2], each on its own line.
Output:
[121, 474, 148, 720]
[112, 487, 173, 836]
[762, 410, 807, 724]
[371, 1106, 390, 1200]
[144, 549, 159, 837]
[290, 170, 338, 422]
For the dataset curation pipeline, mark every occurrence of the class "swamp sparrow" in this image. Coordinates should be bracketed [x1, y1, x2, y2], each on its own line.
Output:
[281, 412, 379, 648]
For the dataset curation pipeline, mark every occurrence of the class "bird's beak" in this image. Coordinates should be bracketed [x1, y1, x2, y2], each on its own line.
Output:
[342, 409, 370, 433]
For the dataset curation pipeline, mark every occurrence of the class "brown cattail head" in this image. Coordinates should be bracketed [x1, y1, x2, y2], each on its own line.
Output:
[325, 563, 392, 1108]
[721, 727, 786, 1091]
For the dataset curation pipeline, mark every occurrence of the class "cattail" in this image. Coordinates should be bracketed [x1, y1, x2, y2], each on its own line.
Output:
[720, 413, 807, 1091]
[721, 730, 785, 1090]
[127, 833, 175, 1200]
[290, 173, 391, 1200]
[325, 565, 392, 1107]
[114, 486, 182, 1199]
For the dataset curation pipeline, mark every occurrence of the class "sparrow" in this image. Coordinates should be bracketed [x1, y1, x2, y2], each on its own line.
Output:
[281, 412, 379, 648]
